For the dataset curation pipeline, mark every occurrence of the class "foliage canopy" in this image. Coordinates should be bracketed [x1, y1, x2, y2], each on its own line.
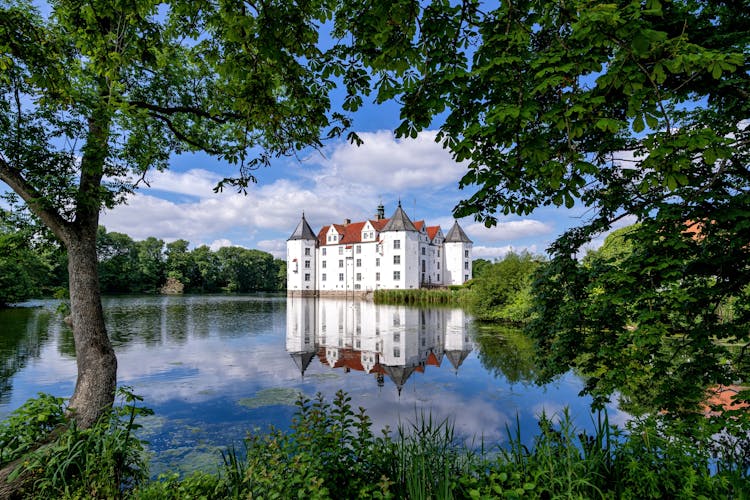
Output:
[350, 0, 750, 411]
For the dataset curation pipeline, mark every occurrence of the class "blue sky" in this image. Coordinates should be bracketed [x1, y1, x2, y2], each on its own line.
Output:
[98, 110, 609, 260]
[0, 2, 632, 261]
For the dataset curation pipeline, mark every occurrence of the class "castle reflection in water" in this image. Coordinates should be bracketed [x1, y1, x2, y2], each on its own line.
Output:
[286, 297, 473, 394]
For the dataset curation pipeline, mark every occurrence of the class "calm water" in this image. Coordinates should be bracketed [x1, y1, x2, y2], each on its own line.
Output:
[0, 295, 628, 475]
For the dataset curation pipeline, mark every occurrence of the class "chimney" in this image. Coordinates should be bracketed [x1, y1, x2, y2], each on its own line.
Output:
[345, 218, 351, 225]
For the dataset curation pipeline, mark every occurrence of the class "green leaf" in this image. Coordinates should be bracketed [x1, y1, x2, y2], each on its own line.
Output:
[632, 114, 645, 133]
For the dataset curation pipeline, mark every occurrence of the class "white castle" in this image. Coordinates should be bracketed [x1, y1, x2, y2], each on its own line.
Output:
[287, 203, 473, 296]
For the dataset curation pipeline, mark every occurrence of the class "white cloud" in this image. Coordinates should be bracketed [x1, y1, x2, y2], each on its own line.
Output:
[318, 130, 465, 192]
[137, 168, 220, 196]
[472, 244, 541, 261]
[257, 239, 286, 258]
[465, 220, 553, 242]
[209, 239, 234, 251]
[94, 130, 570, 256]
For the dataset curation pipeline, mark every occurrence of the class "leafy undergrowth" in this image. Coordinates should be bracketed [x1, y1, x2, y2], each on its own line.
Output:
[2, 390, 749, 499]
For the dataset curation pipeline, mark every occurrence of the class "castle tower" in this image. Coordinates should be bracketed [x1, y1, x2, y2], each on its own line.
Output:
[443, 221, 473, 285]
[287, 213, 317, 296]
[379, 202, 420, 289]
[286, 296, 317, 376]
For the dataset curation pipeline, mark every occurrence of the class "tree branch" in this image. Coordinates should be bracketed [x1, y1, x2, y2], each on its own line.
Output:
[128, 100, 241, 123]
[150, 113, 226, 155]
[0, 156, 72, 244]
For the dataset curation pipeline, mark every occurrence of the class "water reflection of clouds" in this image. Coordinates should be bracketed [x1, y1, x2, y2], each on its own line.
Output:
[2, 296, 621, 453]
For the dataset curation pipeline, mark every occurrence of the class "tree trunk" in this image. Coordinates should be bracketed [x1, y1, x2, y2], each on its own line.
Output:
[65, 222, 117, 428]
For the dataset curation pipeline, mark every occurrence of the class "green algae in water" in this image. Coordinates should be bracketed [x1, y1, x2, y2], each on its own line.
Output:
[238, 387, 303, 409]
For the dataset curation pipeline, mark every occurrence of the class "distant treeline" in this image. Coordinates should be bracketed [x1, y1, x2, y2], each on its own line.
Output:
[0, 224, 286, 305]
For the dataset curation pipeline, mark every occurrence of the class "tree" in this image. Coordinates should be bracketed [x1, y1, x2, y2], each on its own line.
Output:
[134, 236, 165, 293]
[468, 251, 543, 323]
[165, 239, 194, 288]
[353, 0, 749, 412]
[471, 258, 492, 279]
[0, 0, 366, 427]
[97, 227, 138, 293]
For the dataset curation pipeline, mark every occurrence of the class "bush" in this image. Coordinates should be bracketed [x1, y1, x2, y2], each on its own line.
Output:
[3, 387, 151, 499]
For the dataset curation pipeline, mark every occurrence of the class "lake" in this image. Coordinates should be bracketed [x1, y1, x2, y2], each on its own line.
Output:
[0, 295, 628, 475]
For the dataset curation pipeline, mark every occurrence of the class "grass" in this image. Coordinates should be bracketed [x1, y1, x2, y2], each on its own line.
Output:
[373, 288, 469, 306]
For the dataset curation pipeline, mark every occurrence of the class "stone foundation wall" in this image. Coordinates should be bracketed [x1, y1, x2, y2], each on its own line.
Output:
[287, 290, 373, 300]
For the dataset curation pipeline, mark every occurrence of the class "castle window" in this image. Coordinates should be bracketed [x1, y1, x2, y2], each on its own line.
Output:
[393, 255, 400, 265]
[465, 250, 469, 258]
[465, 274, 469, 281]
[356, 259, 361, 267]
[339, 259, 344, 268]
[339, 273, 344, 281]
[322, 248, 327, 256]
[304, 273, 310, 281]
[376, 272, 380, 281]
[437, 262, 440, 269]
[421, 247, 425, 255]
[376, 258, 380, 267]
[356, 273, 362, 281]
[393, 239, 400, 249]
[322, 274, 327, 281]
[393, 271, 400, 280]
[356, 245, 361, 254]
[393, 347, 400, 358]
[464, 261, 469, 270]
[339, 247, 343, 255]
[437, 274, 440, 281]
[322, 261, 327, 268]
[437, 249, 440, 257]
[304, 260, 310, 268]
[304, 248, 310, 256]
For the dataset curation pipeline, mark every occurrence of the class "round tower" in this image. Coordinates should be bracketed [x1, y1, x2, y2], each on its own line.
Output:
[287, 213, 318, 296]
[443, 221, 473, 285]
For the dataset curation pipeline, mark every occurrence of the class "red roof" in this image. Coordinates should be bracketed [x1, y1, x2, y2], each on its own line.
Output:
[703, 385, 749, 416]
[426, 351, 441, 367]
[317, 218, 393, 246]
[313, 215, 450, 247]
[371, 219, 390, 231]
[317, 225, 330, 247]
[340, 221, 367, 244]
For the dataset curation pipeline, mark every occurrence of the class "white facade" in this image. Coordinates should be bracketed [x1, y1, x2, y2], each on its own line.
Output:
[287, 204, 473, 296]
[285, 297, 474, 391]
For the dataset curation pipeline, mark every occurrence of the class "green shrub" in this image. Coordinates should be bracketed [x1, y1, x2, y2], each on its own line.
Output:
[5, 387, 151, 499]
[220, 390, 396, 499]
[0, 393, 67, 467]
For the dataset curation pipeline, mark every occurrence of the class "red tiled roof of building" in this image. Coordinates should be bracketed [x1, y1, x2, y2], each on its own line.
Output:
[317, 218, 393, 246]
[340, 221, 367, 244]
[313, 212, 453, 246]
[703, 385, 749, 416]
[317, 225, 330, 247]
[371, 218, 390, 231]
